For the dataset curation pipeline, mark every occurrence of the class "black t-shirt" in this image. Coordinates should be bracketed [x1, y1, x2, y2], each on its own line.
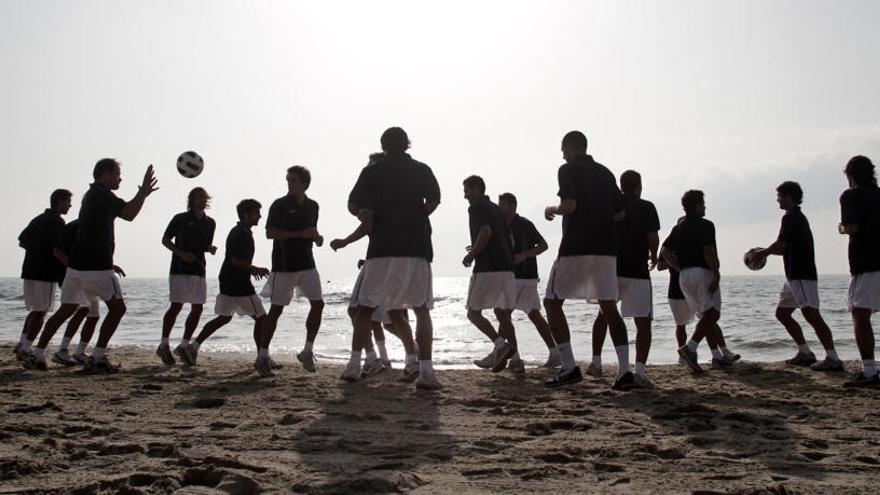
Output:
[266, 195, 318, 272]
[662, 215, 716, 270]
[164, 211, 216, 277]
[616, 194, 660, 279]
[468, 196, 514, 273]
[840, 185, 880, 275]
[69, 183, 126, 271]
[54, 219, 80, 284]
[19, 209, 66, 282]
[218, 223, 256, 296]
[509, 214, 545, 280]
[348, 153, 440, 261]
[557, 154, 623, 257]
[777, 207, 817, 281]
[667, 268, 684, 300]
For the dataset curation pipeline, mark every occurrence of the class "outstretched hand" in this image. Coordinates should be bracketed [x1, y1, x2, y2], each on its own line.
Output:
[139, 165, 159, 197]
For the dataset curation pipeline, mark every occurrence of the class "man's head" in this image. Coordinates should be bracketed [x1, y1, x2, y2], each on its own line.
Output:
[620, 170, 642, 196]
[462, 175, 486, 202]
[93, 158, 122, 190]
[380, 127, 410, 154]
[188, 187, 211, 212]
[236, 199, 262, 226]
[50, 189, 73, 214]
[286, 165, 311, 195]
[561, 130, 588, 162]
[775, 181, 803, 211]
[498, 192, 517, 219]
[681, 189, 705, 217]
[845, 155, 877, 188]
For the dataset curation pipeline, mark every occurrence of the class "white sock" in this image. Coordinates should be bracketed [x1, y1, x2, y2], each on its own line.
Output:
[548, 346, 559, 357]
[376, 341, 388, 360]
[258, 347, 269, 359]
[365, 350, 378, 363]
[60, 336, 71, 351]
[191, 341, 201, 351]
[92, 347, 106, 361]
[635, 362, 646, 377]
[303, 341, 314, 353]
[21, 339, 33, 353]
[180, 338, 190, 345]
[75, 342, 87, 356]
[493, 337, 506, 349]
[591, 355, 602, 367]
[349, 350, 362, 365]
[33, 347, 46, 359]
[863, 359, 877, 378]
[405, 353, 418, 366]
[797, 343, 812, 354]
[419, 359, 435, 377]
[711, 348, 723, 359]
[826, 349, 839, 360]
[615, 345, 629, 377]
[558, 342, 576, 371]
[686, 340, 699, 352]
[161, 338, 169, 346]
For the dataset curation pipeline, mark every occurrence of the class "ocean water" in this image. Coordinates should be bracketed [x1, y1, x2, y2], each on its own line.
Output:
[0, 275, 861, 368]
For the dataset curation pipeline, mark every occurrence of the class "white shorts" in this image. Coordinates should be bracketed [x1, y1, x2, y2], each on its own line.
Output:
[169, 275, 208, 304]
[467, 272, 516, 311]
[23, 280, 56, 312]
[260, 269, 323, 305]
[668, 298, 694, 326]
[544, 255, 618, 302]
[78, 297, 101, 318]
[778, 280, 820, 309]
[848, 271, 880, 311]
[371, 306, 391, 324]
[351, 257, 433, 310]
[617, 277, 653, 318]
[514, 279, 542, 313]
[214, 294, 266, 317]
[60, 269, 123, 305]
[678, 267, 722, 316]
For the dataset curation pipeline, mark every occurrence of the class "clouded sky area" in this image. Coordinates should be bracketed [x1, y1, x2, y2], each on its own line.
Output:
[2, 0, 879, 279]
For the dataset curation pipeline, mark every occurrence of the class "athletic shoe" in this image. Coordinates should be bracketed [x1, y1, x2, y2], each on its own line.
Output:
[379, 357, 392, 369]
[255, 357, 275, 378]
[711, 357, 733, 369]
[491, 343, 515, 373]
[73, 353, 88, 365]
[397, 362, 420, 383]
[296, 350, 316, 372]
[612, 371, 637, 391]
[15, 346, 30, 362]
[340, 361, 361, 382]
[173, 344, 187, 362]
[361, 359, 386, 378]
[156, 344, 176, 365]
[415, 373, 443, 390]
[843, 372, 880, 388]
[86, 357, 120, 373]
[811, 357, 845, 372]
[508, 357, 525, 374]
[178, 344, 198, 366]
[678, 356, 686, 366]
[268, 357, 283, 370]
[544, 366, 583, 388]
[542, 353, 562, 368]
[722, 349, 741, 364]
[23, 355, 48, 371]
[52, 350, 78, 367]
[632, 373, 655, 389]
[586, 362, 603, 378]
[473, 349, 497, 369]
[786, 351, 817, 367]
[677, 346, 703, 373]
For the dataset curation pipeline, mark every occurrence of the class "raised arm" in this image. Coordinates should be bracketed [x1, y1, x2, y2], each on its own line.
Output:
[119, 165, 158, 221]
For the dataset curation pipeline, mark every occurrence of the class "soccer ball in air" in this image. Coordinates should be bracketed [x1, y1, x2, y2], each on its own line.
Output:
[177, 151, 204, 178]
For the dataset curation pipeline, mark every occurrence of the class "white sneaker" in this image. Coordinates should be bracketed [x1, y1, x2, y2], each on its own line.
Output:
[179, 344, 198, 366]
[415, 373, 443, 390]
[473, 349, 497, 369]
[398, 362, 419, 383]
[586, 362, 603, 378]
[297, 350, 316, 372]
[340, 360, 361, 382]
[255, 356, 275, 378]
[361, 359, 386, 378]
[633, 374, 655, 389]
[508, 357, 525, 374]
[52, 349, 78, 367]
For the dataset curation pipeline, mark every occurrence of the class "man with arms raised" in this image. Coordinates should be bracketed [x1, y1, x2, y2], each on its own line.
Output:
[543, 130, 634, 390]
[462, 176, 519, 374]
[23, 159, 157, 371]
[754, 181, 842, 371]
[345, 127, 442, 389]
[261, 166, 325, 372]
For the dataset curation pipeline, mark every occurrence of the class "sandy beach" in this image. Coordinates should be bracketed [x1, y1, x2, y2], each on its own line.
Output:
[1, 344, 877, 494]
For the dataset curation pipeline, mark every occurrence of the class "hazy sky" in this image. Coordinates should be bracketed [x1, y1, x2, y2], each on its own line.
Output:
[2, 0, 879, 279]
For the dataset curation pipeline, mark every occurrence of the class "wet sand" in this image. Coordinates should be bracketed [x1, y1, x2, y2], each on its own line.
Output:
[1, 344, 878, 494]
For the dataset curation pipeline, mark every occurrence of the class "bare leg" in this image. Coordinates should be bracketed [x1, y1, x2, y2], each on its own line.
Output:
[93, 298, 126, 349]
[527, 310, 556, 350]
[351, 306, 374, 353]
[183, 304, 203, 341]
[852, 308, 875, 361]
[63, 307, 89, 340]
[263, 305, 284, 347]
[493, 308, 516, 351]
[25, 311, 47, 342]
[388, 310, 417, 355]
[162, 302, 183, 340]
[543, 298, 570, 344]
[634, 316, 652, 365]
[35, 305, 78, 348]
[592, 312, 607, 357]
[195, 315, 233, 344]
[802, 306, 836, 351]
[305, 299, 324, 345]
[80, 317, 99, 345]
[598, 300, 628, 347]
[467, 309, 500, 342]
[675, 325, 687, 348]
[371, 321, 386, 342]
[413, 306, 433, 361]
[776, 306, 806, 346]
